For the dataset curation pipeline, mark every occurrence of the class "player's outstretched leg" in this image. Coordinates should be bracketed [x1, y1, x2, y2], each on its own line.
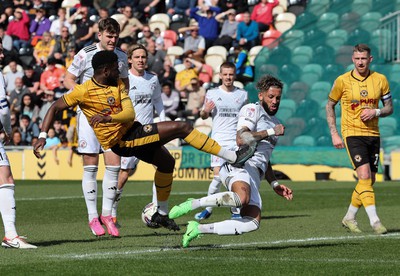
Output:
[182, 221, 201, 248]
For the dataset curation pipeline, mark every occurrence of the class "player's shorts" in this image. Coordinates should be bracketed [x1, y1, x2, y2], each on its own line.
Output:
[345, 136, 380, 172]
[111, 121, 163, 163]
[76, 109, 101, 154]
[0, 142, 10, 167]
[211, 155, 226, 168]
[121, 156, 140, 170]
[219, 161, 263, 209]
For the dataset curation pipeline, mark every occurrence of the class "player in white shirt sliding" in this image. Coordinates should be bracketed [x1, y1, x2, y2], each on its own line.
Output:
[63, 18, 129, 237]
[195, 61, 248, 221]
[169, 74, 293, 247]
[112, 44, 166, 227]
[0, 38, 36, 249]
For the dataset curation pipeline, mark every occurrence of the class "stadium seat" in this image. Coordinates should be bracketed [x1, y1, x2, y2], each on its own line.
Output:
[316, 12, 339, 34]
[244, 82, 258, 103]
[360, 12, 382, 33]
[255, 64, 279, 80]
[340, 12, 360, 33]
[325, 29, 348, 49]
[174, 63, 186, 73]
[335, 45, 354, 67]
[272, 5, 285, 16]
[205, 55, 225, 73]
[233, 81, 244, 89]
[267, 45, 291, 66]
[307, 0, 330, 17]
[308, 81, 332, 103]
[162, 30, 178, 49]
[305, 116, 330, 138]
[379, 117, 397, 137]
[316, 135, 332, 147]
[372, 0, 395, 16]
[212, 72, 220, 83]
[300, 64, 324, 87]
[149, 13, 170, 32]
[235, 13, 245, 22]
[347, 28, 371, 46]
[281, 29, 304, 50]
[287, 0, 307, 16]
[261, 29, 282, 48]
[291, 45, 313, 67]
[294, 98, 319, 120]
[351, 0, 372, 16]
[205, 46, 228, 60]
[311, 44, 335, 65]
[248, 45, 264, 66]
[389, 64, 400, 83]
[330, 0, 352, 16]
[287, 81, 308, 103]
[382, 136, 400, 154]
[194, 117, 213, 136]
[321, 63, 345, 84]
[293, 12, 317, 31]
[198, 64, 213, 85]
[302, 29, 327, 48]
[369, 29, 391, 55]
[254, 54, 269, 70]
[166, 45, 184, 65]
[275, 99, 296, 123]
[292, 135, 316, 147]
[279, 64, 302, 86]
[274, 12, 296, 33]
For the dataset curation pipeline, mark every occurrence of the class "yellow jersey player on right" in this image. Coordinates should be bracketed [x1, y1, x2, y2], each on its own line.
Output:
[326, 44, 393, 234]
[33, 51, 256, 232]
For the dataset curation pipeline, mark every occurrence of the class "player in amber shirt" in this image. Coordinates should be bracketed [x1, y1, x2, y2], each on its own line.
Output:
[33, 51, 256, 232]
[326, 44, 393, 235]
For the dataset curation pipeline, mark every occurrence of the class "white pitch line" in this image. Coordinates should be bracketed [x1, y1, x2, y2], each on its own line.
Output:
[48, 232, 400, 260]
[17, 191, 207, 201]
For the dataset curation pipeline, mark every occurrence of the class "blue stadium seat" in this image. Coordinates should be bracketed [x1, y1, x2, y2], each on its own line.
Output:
[316, 12, 339, 33]
[311, 45, 335, 65]
[293, 135, 316, 147]
[304, 117, 330, 138]
[291, 46, 313, 67]
[255, 64, 279, 81]
[307, 0, 330, 17]
[303, 29, 327, 48]
[287, 81, 309, 104]
[347, 28, 370, 46]
[279, 63, 302, 86]
[369, 29, 392, 57]
[360, 12, 382, 33]
[244, 82, 258, 103]
[326, 29, 348, 49]
[281, 30, 305, 50]
[293, 12, 318, 31]
[300, 64, 324, 87]
[372, 0, 394, 17]
[379, 117, 397, 137]
[276, 99, 296, 123]
[331, 0, 352, 16]
[267, 45, 292, 66]
[322, 63, 345, 84]
[382, 136, 400, 154]
[351, 0, 373, 16]
[340, 12, 360, 33]
[308, 81, 332, 103]
[294, 98, 319, 120]
[335, 45, 354, 67]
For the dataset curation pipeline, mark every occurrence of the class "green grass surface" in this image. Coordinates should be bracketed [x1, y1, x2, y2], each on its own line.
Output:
[1, 180, 399, 275]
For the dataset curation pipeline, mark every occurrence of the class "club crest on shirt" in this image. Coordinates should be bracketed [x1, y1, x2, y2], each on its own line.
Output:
[79, 139, 87, 149]
[107, 96, 116, 105]
[143, 124, 153, 133]
[246, 107, 255, 118]
[151, 82, 156, 91]
[354, 154, 362, 162]
[360, 90, 368, 97]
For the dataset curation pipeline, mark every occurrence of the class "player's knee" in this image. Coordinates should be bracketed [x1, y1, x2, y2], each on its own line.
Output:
[236, 217, 259, 234]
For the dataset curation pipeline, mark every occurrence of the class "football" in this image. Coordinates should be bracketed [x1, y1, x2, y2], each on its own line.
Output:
[141, 202, 160, 228]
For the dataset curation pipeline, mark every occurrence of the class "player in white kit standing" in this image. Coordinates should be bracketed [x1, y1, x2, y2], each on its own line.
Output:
[63, 18, 129, 237]
[195, 62, 248, 220]
[0, 38, 36, 249]
[112, 44, 166, 226]
[169, 75, 293, 247]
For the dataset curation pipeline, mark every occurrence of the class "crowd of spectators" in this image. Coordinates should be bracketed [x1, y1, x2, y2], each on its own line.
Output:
[0, 0, 284, 147]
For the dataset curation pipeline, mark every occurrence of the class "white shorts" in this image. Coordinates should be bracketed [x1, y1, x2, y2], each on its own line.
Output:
[0, 141, 10, 167]
[211, 155, 226, 168]
[77, 109, 101, 154]
[219, 161, 262, 209]
[121, 156, 140, 170]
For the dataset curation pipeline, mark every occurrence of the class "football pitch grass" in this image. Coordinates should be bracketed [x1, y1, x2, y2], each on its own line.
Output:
[1, 180, 399, 275]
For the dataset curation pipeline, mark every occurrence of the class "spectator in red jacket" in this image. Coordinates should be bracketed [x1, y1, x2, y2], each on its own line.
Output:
[6, 8, 31, 51]
[251, 0, 279, 32]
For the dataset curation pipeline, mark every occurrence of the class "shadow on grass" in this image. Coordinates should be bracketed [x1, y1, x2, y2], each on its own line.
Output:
[261, 214, 310, 220]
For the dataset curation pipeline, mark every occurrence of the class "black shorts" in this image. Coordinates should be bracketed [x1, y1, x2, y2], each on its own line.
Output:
[111, 121, 162, 163]
[345, 136, 380, 172]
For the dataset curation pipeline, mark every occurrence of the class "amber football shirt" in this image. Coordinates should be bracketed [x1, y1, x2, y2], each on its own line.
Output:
[329, 70, 391, 138]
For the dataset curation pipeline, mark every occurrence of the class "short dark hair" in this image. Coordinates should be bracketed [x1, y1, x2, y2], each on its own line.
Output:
[98, 17, 120, 34]
[220, 61, 236, 72]
[92, 51, 118, 71]
[256, 74, 283, 92]
[353, 44, 371, 56]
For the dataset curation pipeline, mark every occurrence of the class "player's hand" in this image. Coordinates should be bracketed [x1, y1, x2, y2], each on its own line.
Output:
[273, 184, 293, 200]
[360, 108, 376, 121]
[90, 114, 111, 126]
[331, 132, 344, 149]
[33, 138, 46, 159]
[1, 132, 10, 145]
[203, 99, 215, 113]
[273, 124, 285, 136]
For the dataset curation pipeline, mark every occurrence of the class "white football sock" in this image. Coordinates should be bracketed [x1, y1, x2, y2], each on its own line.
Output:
[152, 183, 157, 205]
[196, 191, 242, 209]
[344, 204, 359, 221]
[158, 200, 168, 215]
[205, 176, 222, 213]
[102, 166, 120, 217]
[111, 188, 123, 218]
[217, 148, 236, 163]
[212, 217, 259, 235]
[365, 205, 380, 226]
[0, 184, 18, 239]
[82, 166, 98, 221]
